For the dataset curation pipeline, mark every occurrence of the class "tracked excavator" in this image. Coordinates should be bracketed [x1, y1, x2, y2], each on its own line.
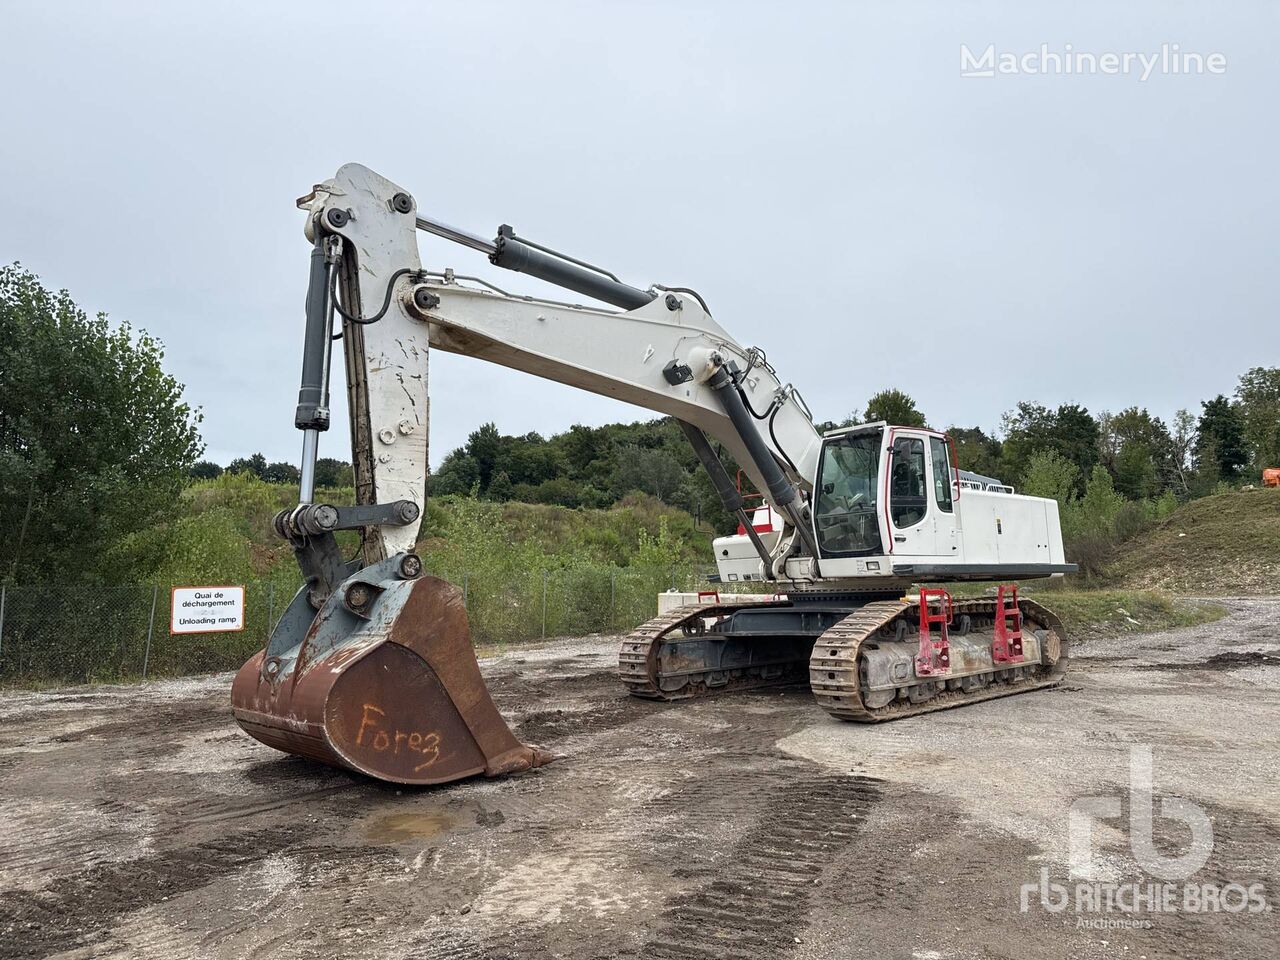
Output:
[231, 164, 1076, 785]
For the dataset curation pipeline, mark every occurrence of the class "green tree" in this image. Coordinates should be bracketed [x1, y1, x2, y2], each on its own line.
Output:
[611, 445, 685, 502]
[227, 453, 267, 477]
[1194, 395, 1248, 481]
[428, 414, 741, 518]
[313, 457, 353, 488]
[1000, 402, 1099, 493]
[465, 422, 502, 491]
[430, 451, 480, 496]
[948, 426, 1003, 479]
[533, 476, 584, 507]
[0, 264, 202, 581]
[263, 461, 300, 484]
[486, 469, 514, 501]
[1168, 408, 1197, 497]
[1235, 367, 1280, 472]
[1059, 465, 1127, 577]
[1099, 407, 1173, 499]
[190, 460, 223, 480]
[1019, 450, 1080, 504]
[1071, 465, 1125, 537]
[863, 389, 927, 428]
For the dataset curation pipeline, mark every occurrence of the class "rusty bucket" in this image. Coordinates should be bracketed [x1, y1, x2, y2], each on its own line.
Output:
[232, 574, 549, 785]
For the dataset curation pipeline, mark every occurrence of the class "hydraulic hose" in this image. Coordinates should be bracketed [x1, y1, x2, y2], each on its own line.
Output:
[708, 363, 822, 569]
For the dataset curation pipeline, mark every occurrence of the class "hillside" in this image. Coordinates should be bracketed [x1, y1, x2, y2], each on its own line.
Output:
[1107, 487, 1280, 595]
[114, 473, 716, 591]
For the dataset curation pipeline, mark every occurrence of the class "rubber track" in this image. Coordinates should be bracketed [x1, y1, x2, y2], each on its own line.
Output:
[617, 597, 792, 700]
[809, 596, 1069, 721]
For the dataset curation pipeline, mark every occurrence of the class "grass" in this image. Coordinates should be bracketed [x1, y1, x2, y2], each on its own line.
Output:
[942, 581, 1227, 641]
[1106, 486, 1280, 595]
[117, 474, 716, 589]
[1029, 589, 1226, 641]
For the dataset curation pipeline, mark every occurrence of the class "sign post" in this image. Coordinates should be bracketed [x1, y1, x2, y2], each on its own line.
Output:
[142, 584, 158, 679]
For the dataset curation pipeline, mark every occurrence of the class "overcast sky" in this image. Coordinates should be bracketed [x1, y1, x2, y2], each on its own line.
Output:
[3, 2, 1275, 468]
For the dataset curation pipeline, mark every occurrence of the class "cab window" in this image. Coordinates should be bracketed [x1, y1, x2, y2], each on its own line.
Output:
[814, 432, 883, 556]
[890, 436, 927, 528]
[930, 436, 953, 513]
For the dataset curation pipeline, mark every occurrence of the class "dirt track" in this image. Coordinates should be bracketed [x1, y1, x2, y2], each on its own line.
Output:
[1, 600, 1277, 960]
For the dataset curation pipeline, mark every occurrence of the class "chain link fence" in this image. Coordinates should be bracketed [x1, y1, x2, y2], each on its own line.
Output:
[0, 581, 287, 688]
[0, 565, 769, 688]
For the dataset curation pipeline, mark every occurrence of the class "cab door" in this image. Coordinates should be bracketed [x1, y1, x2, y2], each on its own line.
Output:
[886, 431, 958, 557]
[886, 432, 933, 555]
[927, 434, 959, 558]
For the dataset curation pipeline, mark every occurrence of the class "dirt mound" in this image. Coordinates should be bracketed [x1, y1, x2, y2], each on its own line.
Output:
[1108, 487, 1280, 595]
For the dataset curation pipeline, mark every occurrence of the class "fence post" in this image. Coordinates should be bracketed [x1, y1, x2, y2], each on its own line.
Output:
[670, 565, 676, 591]
[141, 585, 159, 680]
[463, 573, 469, 609]
[266, 583, 275, 638]
[541, 570, 548, 640]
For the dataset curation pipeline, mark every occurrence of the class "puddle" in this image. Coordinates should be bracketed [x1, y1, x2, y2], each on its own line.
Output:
[366, 810, 459, 843]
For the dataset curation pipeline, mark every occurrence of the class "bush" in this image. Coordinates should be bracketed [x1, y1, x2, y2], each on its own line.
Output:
[1029, 465, 1172, 581]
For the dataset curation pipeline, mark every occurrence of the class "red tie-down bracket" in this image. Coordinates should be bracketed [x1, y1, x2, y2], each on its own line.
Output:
[916, 588, 953, 677]
[992, 583, 1025, 664]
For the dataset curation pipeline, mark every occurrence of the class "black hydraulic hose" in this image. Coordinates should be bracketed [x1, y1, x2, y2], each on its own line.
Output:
[738, 383, 779, 421]
[709, 363, 823, 571]
[768, 403, 800, 476]
[654, 285, 711, 315]
[709, 366, 796, 509]
[724, 377, 800, 495]
[331, 266, 415, 326]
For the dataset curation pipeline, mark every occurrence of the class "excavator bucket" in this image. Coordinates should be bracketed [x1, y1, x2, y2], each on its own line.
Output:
[232, 570, 549, 785]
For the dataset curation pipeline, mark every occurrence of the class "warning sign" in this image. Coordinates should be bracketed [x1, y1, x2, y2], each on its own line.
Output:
[171, 586, 246, 634]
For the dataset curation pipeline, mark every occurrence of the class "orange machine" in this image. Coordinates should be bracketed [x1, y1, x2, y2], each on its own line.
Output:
[1264, 468, 1280, 488]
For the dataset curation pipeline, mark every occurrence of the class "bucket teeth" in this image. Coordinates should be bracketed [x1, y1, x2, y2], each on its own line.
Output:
[232, 575, 550, 785]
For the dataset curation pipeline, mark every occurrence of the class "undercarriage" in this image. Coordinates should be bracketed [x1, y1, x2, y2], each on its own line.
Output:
[619, 588, 1068, 721]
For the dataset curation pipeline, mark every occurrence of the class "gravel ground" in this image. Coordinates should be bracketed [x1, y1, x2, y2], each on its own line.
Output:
[0, 599, 1277, 959]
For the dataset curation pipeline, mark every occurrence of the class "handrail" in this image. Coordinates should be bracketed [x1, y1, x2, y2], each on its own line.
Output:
[959, 480, 1016, 494]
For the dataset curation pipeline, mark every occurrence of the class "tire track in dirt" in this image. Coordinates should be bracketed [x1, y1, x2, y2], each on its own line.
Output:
[35, 702, 227, 749]
[635, 769, 882, 960]
[0, 795, 156, 896]
[0, 826, 314, 960]
[401, 684, 878, 960]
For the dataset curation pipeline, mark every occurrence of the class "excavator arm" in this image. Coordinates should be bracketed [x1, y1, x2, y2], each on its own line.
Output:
[233, 163, 825, 784]
[296, 163, 824, 579]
